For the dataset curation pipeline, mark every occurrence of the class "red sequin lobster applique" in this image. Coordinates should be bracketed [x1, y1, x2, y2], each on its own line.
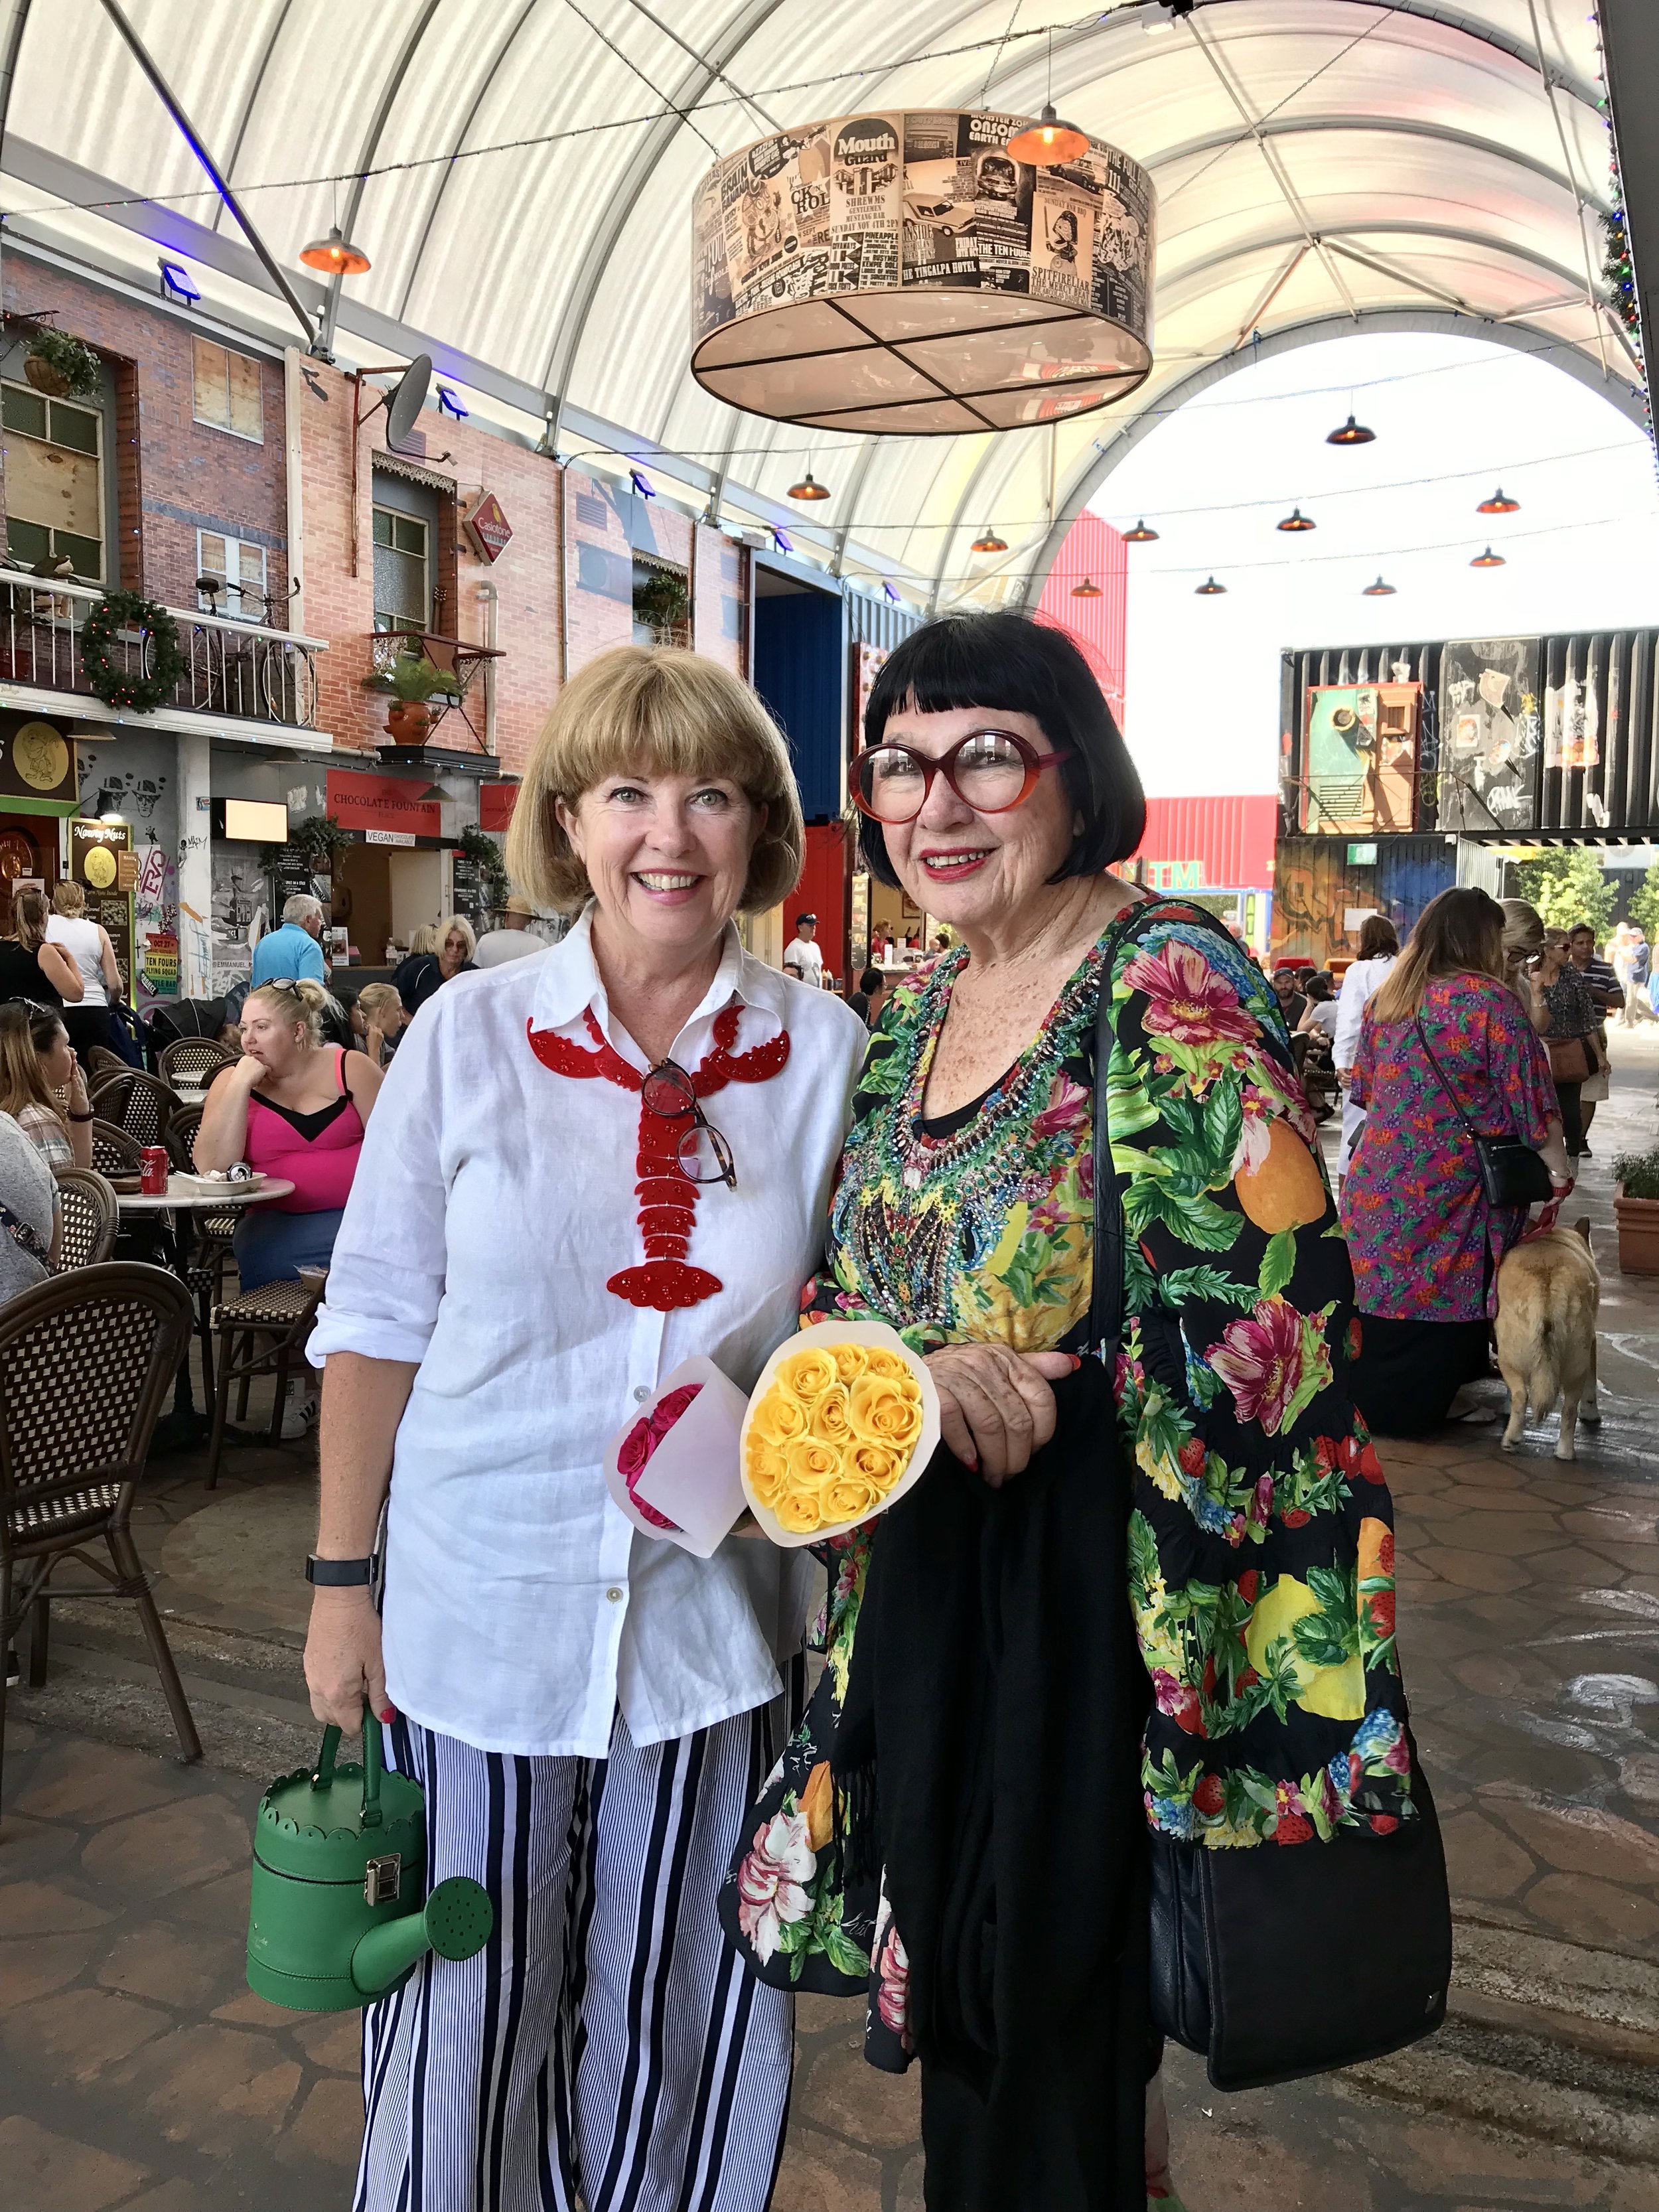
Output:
[526, 1003, 790, 1311]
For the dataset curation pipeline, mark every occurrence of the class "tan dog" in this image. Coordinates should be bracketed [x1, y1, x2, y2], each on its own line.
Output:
[1494, 1220, 1601, 1461]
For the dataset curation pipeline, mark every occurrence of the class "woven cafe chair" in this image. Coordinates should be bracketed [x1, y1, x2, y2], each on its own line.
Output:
[52, 1168, 119, 1271]
[157, 1037, 236, 1089]
[0, 1262, 200, 1799]
[205, 1274, 327, 1489]
[161, 1104, 233, 1400]
[90, 1120, 145, 1180]
[86, 1045, 129, 1087]
[90, 1069, 174, 1151]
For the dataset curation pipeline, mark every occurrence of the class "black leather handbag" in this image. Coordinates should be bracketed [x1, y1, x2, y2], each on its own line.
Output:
[1415, 1018, 1554, 1211]
[1090, 916, 1453, 2091]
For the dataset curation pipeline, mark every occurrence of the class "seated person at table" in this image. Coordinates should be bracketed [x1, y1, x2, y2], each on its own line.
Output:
[0, 1001, 93, 1170]
[347, 982, 405, 1067]
[0, 1106, 58, 1295]
[194, 979, 382, 1290]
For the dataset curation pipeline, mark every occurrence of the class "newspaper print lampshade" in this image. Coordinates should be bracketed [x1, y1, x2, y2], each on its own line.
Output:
[691, 111, 1155, 435]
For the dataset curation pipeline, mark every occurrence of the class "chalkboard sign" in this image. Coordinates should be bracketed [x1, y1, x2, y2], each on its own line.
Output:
[1437, 638, 1541, 832]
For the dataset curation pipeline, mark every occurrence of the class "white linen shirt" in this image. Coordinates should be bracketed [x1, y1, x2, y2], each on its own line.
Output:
[309, 909, 866, 1757]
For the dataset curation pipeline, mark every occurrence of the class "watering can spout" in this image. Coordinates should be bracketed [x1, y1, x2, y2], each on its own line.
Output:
[350, 1875, 494, 1997]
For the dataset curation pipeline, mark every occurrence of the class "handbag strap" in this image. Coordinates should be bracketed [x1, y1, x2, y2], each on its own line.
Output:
[0, 1197, 50, 1266]
[1412, 1017, 1484, 1145]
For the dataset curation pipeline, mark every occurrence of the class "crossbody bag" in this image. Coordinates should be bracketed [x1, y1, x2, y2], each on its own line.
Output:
[1414, 1017, 1555, 1210]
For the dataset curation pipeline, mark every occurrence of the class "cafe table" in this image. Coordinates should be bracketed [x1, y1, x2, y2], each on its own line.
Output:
[116, 1173, 296, 1444]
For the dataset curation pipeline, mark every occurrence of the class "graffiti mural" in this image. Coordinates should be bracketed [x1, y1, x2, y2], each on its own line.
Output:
[1437, 638, 1541, 830]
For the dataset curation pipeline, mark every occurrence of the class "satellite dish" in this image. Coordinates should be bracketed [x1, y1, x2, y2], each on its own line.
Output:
[384, 354, 432, 451]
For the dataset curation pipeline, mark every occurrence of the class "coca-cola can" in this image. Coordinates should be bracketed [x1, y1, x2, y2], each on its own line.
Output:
[140, 1145, 169, 1196]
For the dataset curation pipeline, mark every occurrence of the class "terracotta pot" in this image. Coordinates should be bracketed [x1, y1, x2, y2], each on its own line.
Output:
[1613, 1188, 1659, 1275]
[24, 351, 70, 398]
[385, 698, 431, 741]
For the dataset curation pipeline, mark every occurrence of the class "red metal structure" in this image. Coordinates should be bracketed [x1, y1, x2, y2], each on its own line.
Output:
[1037, 513, 1127, 727]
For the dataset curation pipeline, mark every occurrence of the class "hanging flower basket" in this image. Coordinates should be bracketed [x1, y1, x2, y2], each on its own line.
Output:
[79, 591, 188, 714]
[24, 329, 104, 401]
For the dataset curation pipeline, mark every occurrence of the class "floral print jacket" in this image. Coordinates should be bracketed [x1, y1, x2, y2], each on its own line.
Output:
[720, 901, 1413, 2051]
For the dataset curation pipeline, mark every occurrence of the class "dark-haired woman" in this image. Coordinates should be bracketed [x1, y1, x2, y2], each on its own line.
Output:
[725, 613, 1411, 2212]
[1342, 887, 1568, 1435]
[1333, 914, 1398, 1179]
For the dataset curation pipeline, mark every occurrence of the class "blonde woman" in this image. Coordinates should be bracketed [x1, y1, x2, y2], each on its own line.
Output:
[46, 880, 123, 1063]
[348, 982, 405, 1067]
[0, 1000, 93, 1169]
[390, 913, 475, 1017]
[305, 645, 865, 2212]
[0, 887, 82, 1011]
[195, 978, 382, 1289]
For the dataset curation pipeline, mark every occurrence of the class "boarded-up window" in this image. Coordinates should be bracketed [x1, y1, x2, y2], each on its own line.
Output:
[1, 383, 104, 579]
[192, 338, 264, 441]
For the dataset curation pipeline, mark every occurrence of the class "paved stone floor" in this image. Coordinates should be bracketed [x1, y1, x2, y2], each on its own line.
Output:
[3, 1031, 1658, 2208]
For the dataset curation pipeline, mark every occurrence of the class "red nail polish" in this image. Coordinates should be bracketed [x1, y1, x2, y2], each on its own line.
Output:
[378, 1706, 396, 1724]
[962, 1451, 979, 1471]
[1068, 1354, 1084, 1371]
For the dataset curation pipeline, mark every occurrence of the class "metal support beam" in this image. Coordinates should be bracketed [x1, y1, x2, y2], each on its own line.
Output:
[94, 0, 317, 348]
[1598, 0, 1659, 390]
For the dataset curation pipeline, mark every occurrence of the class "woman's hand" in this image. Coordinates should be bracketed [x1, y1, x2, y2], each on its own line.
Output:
[304, 1587, 394, 1729]
[233, 1052, 265, 1088]
[924, 1344, 1079, 1485]
[66, 1059, 90, 1115]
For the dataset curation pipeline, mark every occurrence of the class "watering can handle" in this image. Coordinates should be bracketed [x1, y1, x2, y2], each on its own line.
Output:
[309, 1710, 385, 1829]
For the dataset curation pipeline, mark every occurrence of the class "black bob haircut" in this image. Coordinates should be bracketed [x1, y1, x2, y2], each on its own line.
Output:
[857, 611, 1146, 889]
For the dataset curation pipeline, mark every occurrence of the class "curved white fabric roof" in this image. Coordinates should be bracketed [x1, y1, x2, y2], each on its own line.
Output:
[3, 0, 1638, 606]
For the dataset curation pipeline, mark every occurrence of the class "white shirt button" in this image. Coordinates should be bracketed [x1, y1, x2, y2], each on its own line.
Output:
[632, 1386, 648, 1402]
[606, 1587, 624, 1603]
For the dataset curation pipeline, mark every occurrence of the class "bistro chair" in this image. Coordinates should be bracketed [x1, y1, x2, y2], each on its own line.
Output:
[205, 1273, 327, 1489]
[86, 1045, 129, 1088]
[163, 1105, 234, 1400]
[90, 1069, 175, 1151]
[52, 1169, 119, 1271]
[90, 1120, 145, 1181]
[158, 1037, 236, 1090]
[0, 1262, 200, 1800]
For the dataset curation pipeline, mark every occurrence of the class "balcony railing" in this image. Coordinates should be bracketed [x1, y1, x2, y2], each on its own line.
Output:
[0, 571, 326, 731]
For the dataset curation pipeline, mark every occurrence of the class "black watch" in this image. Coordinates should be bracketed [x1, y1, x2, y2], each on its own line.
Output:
[306, 1555, 374, 1586]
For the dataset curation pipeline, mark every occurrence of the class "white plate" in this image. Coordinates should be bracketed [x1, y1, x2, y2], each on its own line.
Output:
[738, 1320, 940, 1548]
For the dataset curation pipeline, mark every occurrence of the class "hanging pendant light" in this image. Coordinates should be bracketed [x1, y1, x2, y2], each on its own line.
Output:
[788, 470, 831, 501]
[1477, 488, 1520, 514]
[970, 528, 1008, 553]
[1123, 519, 1159, 542]
[1007, 104, 1090, 165]
[1007, 31, 1088, 165]
[1194, 576, 1227, 595]
[1277, 507, 1316, 532]
[1362, 576, 1396, 596]
[1327, 413, 1374, 446]
[300, 226, 371, 275]
[1071, 575, 1103, 597]
[1471, 546, 1506, 568]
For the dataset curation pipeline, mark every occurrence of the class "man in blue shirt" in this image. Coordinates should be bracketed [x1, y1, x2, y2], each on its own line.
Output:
[250, 893, 327, 988]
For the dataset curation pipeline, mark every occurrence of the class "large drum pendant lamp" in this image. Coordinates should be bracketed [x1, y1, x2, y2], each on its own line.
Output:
[691, 110, 1155, 434]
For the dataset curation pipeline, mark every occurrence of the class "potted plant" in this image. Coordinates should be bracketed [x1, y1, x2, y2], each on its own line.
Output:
[25, 327, 104, 400]
[1613, 1145, 1659, 1274]
[364, 648, 459, 740]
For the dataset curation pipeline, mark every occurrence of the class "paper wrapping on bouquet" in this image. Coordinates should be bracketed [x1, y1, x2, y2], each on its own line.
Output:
[738, 1321, 940, 1548]
[602, 1357, 751, 1559]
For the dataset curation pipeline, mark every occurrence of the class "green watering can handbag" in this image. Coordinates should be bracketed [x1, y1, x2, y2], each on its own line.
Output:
[247, 1715, 494, 2012]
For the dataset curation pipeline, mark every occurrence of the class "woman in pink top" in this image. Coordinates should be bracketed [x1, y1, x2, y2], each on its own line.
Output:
[196, 978, 383, 1289]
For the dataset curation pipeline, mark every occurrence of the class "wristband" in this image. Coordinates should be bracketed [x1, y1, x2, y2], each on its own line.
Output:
[68, 1110, 95, 1123]
[306, 1555, 374, 1586]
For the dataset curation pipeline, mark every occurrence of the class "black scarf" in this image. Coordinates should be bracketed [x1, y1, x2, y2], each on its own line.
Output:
[833, 1360, 1151, 2212]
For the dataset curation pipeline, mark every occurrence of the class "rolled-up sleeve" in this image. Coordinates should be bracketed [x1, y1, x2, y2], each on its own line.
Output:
[308, 1000, 450, 1368]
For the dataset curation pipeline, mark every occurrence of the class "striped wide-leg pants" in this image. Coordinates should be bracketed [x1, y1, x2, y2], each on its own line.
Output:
[354, 1704, 793, 2212]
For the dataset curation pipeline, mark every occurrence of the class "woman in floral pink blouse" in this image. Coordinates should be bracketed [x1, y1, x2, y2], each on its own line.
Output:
[1342, 887, 1569, 1434]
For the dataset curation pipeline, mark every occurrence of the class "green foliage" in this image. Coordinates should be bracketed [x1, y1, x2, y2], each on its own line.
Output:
[1510, 847, 1615, 937]
[1629, 863, 1659, 948]
[457, 822, 510, 908]
[78, 591, 186, 713]
[27, 326, 103, 398]
[632, 568, 689, 633]
[1613, 1147, 1659, 1202]
[366, 650, 459, 703]
[289, 814, 354, 865]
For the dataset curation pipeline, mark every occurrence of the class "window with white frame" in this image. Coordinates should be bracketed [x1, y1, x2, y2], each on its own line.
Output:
[197, 531, 268, 620]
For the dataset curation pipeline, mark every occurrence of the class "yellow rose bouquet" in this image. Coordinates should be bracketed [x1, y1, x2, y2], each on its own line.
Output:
[739, 1321, 939, 1545]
